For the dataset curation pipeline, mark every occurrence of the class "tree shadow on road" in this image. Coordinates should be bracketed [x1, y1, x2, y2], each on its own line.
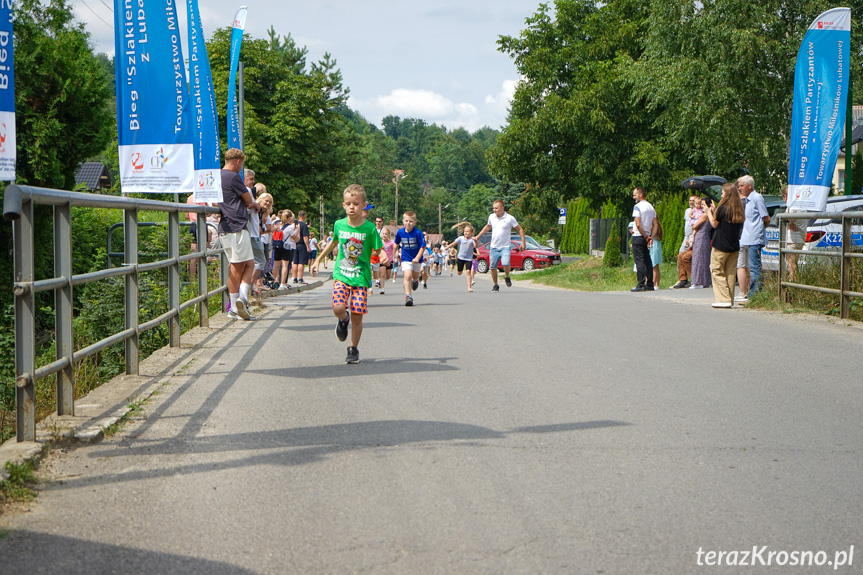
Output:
[0, 531, 258, 575]
[49, 419, 630, 491]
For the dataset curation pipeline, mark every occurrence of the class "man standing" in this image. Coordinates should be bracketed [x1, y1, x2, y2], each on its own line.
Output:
[475, 199, 525, 292]
[630, 186, 656, 292]
[672, 195, 697, 289]
[736, 175, 770, 301]
[219, 148, 259, 320]
[292, 210, 311, 285]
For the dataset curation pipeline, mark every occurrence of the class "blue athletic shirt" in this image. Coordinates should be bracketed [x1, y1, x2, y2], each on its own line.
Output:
[395, 227, 425, 261]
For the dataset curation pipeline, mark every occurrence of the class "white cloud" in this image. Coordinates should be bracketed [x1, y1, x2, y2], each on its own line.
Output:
[350, 88, 485, 131]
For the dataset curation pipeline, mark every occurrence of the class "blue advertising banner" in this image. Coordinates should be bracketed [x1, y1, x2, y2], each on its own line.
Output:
[787, 7, 851, 213]
[0, 0, 15, 181]
[114, 0, 194, 193]
[226, 6, 247, 150]
[187, 0, 221, 202]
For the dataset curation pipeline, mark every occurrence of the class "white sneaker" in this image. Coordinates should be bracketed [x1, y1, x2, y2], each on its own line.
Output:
[654, 286, 659, 291]
[711, 302, 733, 308]
[227, 311, 241, 320]
[689, 285, 704, 289]
[235, 297, 251, 320]
[734, 295, 749, 303]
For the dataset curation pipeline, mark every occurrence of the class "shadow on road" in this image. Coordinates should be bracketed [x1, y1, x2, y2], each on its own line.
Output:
[46, 419, 629, 491]
[0, 531, 257, 575]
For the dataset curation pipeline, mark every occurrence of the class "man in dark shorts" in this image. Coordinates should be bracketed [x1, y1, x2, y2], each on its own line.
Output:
[292, 210, 311, 285]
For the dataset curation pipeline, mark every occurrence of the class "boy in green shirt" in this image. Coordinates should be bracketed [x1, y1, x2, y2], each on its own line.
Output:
[311, 185, 387, 363]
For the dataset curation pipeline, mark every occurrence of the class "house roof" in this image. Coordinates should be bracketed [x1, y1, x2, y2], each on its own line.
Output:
[75, 162, 112, 190]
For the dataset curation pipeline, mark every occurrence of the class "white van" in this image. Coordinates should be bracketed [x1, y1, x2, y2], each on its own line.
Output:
[762, 195, 863, 271]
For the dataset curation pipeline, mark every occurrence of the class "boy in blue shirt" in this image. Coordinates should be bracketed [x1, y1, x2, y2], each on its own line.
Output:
[311, 184, 387, 364]
[394, 211, 425, 306]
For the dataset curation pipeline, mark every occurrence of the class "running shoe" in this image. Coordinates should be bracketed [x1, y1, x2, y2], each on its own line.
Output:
[412, 280, 419, 290]
[471, 279, 476, 287]
[345, 346, 360, 364]
[235, 297, 251, 320]
[226, 311, 241, 320]
[380, 289, 385, 295]
[423, 283, 427, 289]
[405, 295, 414, 306]
[492, 284, 500, 292]
[374, 280, 381, 288]
[335, 315, 350, 342]
[505, 276, 512, 288]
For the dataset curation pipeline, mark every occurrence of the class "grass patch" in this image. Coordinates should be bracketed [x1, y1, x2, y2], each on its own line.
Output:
[516, 256, 678, 292]
[0, 460, 38, 504]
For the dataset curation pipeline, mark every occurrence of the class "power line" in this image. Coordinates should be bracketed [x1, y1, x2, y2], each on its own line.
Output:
[79, 0, 113, 30]
[98, 0, 113, 12]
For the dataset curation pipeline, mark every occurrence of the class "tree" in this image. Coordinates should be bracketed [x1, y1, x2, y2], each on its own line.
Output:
[206, 27, 357, 209]
[631, 0, 863, 194]
[488, 0, 679, 207]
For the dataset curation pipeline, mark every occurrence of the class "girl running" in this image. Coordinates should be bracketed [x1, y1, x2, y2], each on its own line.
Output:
[379, 227, 396, 294]
[451, 222, 478, 292]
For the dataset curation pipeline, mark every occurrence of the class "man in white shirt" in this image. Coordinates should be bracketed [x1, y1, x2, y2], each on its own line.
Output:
[475, 199, 526, 292]
[630, 187, 656, 292]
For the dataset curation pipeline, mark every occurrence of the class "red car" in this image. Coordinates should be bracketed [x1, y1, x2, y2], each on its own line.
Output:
[475, 240, 561, 273]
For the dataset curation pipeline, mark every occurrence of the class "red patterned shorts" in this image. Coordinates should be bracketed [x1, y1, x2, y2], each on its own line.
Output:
[332, 280, 369, 315]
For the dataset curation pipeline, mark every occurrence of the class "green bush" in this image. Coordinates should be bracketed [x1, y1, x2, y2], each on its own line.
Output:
[603, 232, 622, 267]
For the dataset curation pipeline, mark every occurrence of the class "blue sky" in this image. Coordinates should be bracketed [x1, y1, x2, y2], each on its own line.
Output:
[73, 0, 539, 132]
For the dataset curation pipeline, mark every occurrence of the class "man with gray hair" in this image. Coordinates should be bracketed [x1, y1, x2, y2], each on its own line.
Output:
[736, 175, 770, 301]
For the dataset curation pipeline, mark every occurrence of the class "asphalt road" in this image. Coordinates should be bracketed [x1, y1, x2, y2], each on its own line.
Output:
[2, 271, 862, 574]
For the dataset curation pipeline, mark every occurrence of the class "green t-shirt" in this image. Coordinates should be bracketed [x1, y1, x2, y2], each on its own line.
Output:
[332, 218, 383, 287]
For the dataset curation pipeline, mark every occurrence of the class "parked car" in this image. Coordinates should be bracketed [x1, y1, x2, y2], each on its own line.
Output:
[681, 175, 784, 215]
[475, 240, 562, 273]
[762, 195, 863, 271]
[475, 233, 556, 253]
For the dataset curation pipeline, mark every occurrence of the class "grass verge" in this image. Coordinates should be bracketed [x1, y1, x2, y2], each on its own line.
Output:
[516, 256, 678, 292]
[0, 460, 38, 504]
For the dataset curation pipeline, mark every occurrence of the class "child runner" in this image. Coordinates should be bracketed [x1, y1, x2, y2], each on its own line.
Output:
[379, 227, 396, 294]
[311, 185, 387, 364]
[447, 243, 457, 276]
[421, 233, 432, 288]
[394, 211, 425, 306]
[432, 245, 444, 276]
[474, 199, 526, 292]
[451, 222, 478, 292]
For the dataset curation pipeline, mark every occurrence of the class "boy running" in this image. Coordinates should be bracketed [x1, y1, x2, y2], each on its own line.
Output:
[311, 185, 387, 364]
[394, 211, 425, 306]
[475, 199, 525, 292]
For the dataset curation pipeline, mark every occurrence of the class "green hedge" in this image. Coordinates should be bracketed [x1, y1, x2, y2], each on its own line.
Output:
[560, 198, 596, 254]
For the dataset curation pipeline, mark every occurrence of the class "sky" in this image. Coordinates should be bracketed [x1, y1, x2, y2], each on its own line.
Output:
[71, 0, 539, 133]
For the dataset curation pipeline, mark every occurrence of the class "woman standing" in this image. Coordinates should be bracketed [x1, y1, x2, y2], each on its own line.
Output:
[705, 183, 745, 307]
[648, 217, 663, 290]
[689, 197, 712, 289]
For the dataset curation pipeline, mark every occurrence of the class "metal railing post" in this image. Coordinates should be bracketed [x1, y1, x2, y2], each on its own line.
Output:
[125, 208, 139, 375]
[197, 212, 208, 327]
[168, 209, 180, 347]
[54, 202, 74, 415]
[221, 245, 229, 312]
[13, 198, 36, 442]
[778, 217, 787, 304]
[840, 215, 851, 319]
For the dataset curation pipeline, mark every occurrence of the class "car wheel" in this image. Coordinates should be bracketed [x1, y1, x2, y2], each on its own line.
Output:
[522, 258, 535, 271]
[477, 259, 489, 274]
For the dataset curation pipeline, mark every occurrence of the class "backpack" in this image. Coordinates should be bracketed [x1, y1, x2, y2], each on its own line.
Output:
[272, 224, 286, 248]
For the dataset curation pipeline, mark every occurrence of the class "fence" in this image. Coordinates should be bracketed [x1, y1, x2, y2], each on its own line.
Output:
[3, 184, 228, 443]
[776, 211, 863, 319]
[589, 218, 629, 257]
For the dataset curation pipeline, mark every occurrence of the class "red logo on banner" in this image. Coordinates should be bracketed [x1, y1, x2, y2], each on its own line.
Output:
[818, 22, 823, 28]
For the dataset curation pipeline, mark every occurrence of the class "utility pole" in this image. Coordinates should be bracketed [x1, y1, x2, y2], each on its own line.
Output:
[393, 170, 406, 222]
[438, 203, 442, 235]
[319, 195, 325, 238]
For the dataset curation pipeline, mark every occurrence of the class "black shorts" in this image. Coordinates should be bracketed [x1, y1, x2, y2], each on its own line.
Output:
[275, 247, 293, 262]
[293, 245, 309, 265]
[448, 258, 457, 266]
[457, 258, 473, 272]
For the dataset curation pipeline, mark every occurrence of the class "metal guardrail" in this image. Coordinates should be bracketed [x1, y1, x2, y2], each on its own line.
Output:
[777, 211, 863, 319]
[3, 184, 230, 442]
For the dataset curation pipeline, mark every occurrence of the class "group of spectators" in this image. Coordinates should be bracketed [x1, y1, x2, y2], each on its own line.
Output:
[189, 148, 319, 321]
[631, 175, 775, 308]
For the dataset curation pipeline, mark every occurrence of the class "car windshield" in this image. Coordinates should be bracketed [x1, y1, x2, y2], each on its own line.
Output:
[521, 236, 546, 250]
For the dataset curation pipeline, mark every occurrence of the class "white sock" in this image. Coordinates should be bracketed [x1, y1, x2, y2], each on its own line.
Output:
[230, 293, 238, 311]
[239, 282, 251, 300]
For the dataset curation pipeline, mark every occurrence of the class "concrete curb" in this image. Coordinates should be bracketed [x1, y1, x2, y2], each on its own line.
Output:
[0, 279, 328, 483]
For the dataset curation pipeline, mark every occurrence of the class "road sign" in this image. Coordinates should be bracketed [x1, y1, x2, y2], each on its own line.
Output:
[559, 208, 567, 216]
[558, 216, 566, 225]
